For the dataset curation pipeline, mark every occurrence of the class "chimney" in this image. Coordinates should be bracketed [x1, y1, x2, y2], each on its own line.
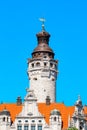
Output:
[46, 96, 51, 105]
[16, 96, 22, 105]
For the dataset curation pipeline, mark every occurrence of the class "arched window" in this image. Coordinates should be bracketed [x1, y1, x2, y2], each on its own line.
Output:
[31, 63, 34, 68]
[25, 120, 28, 123]
[33, 78, 37, 80]
[3, 117, 5, 122]
[44, 62, 47, 67]
[54, 117, 56, 121]
[36, 62, 40, 67]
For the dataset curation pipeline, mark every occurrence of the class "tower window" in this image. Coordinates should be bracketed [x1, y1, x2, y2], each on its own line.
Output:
[52, 78, 55, 81]
[32, 63, 34, 68]
[33, 78, 37, 80]
[50, 63, 53, 67]
[44, 62, 47, 67]
[44, 56, 47, 58]
[38, 52, 40, 55]
[36, 62, 40, 67]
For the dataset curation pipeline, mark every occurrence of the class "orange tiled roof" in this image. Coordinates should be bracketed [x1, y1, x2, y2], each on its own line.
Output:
[38, 103, 75, 129]
[0, 103, 87, 129]
[0, 104, 22, 122]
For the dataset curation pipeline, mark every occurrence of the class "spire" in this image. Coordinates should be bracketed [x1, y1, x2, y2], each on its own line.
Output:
[75, 95, 82, 107]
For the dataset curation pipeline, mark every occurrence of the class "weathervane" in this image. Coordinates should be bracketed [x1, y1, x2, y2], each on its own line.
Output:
[78, 95, 81, 100]
[39, 18, 46, 31]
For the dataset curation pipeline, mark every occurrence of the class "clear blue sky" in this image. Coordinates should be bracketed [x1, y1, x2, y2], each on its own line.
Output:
[0, 0, 87, 106]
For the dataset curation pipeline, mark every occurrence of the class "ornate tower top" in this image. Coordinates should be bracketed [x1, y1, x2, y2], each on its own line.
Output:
[32, 19, 54, 59]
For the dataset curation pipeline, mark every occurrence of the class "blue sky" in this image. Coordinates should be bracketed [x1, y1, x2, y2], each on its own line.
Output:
[0, 0, 87, 106]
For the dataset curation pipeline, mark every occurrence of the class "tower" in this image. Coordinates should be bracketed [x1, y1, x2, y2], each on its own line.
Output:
[0, 108, 11, 130]
[27, 19, 58, 102]
[50, 109, 62, 130]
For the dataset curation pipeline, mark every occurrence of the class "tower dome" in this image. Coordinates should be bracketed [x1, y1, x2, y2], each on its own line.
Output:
[0, 108, 10, 116]
[32, 30, 54, 59]
[50, 109, 61, 116]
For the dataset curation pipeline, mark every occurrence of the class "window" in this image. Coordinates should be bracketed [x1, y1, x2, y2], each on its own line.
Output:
[3, 117, 5, 122]
[36, 62, 40, 67]
[24, 125, 29, 130]
[44, 62, 47, 67]
[31, 125, 35, 130]
[25, 120, 28, 123]
[38, 120, 42, 123]
[32, 120, 35, 123]
[43, 55, 47, 58]
[18, 120, 21, 123]
[54, 117, 56, 121]
[33, 77, 37, 80]
[50, 63, 53, 67]
[17, 125, 22, 130]
[38, 125, 42, 130]
[32, 63, 34, 68]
